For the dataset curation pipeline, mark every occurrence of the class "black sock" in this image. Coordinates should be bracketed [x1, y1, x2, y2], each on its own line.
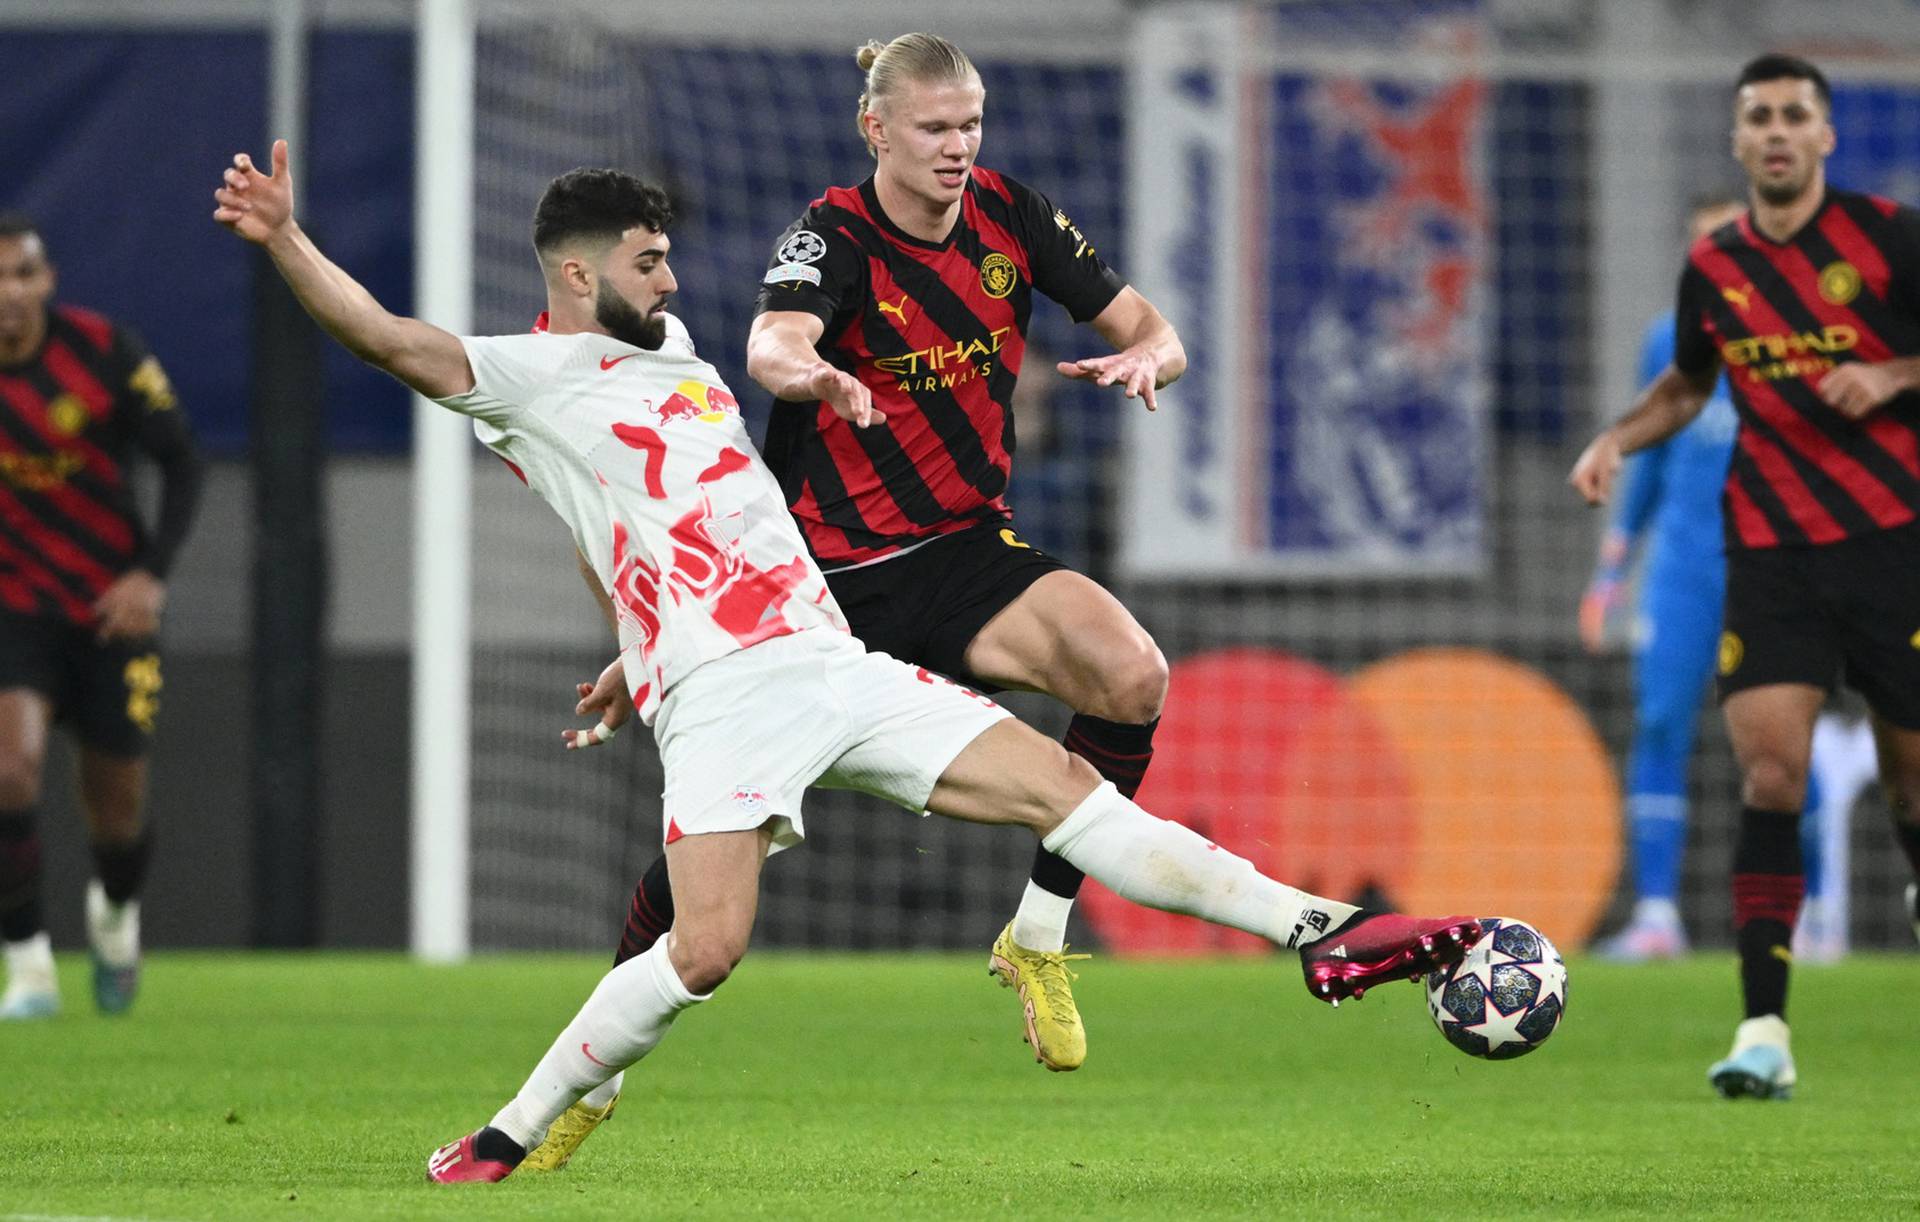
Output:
[1732, 806, 1802, 1021]
[1034, 715, 1162, 900]
[92, 831, 152, 906]
[0, 810, 44, 943]
[613, 854, 674, 967]
[473, 1126, 527, 1166]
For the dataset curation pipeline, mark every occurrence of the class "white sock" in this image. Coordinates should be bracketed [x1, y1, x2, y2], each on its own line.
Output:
[3, 932, 56, 994]
[86, 880, 140, 967]
[1042, 783, 1357, 948]
[1010, 881, 1073, 952]
[487, 938, 707, 1149]
[1631, 898, 1681, 930]
[580, 1073, 623, 1109]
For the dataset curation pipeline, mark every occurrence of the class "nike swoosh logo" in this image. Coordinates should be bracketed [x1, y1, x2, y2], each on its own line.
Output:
[601, 354, 641, 371]
[581, 1041, 613, 1067]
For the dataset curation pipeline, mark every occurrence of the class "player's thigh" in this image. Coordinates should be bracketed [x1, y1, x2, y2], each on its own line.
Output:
[663, 827, 770, 988]
[922, 718, 1102, 834]
[962, 569, 1167, 715]
[69, 635, 162, 760]
[1722, 683, 1826, 800]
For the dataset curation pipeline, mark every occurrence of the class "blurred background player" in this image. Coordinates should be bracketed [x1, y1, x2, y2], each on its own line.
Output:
[1571, 53, 1920, 1100]
[1580, 196, 1881, 963]
[0, 213, 203, 1019]
[598, 34, 1185, 1087]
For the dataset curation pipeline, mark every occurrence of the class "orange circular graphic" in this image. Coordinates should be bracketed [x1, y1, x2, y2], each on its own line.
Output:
[1347, 648, 1620, 948]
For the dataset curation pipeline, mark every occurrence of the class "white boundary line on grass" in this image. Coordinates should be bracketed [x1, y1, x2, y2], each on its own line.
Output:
[3, 1213, 194, 1222]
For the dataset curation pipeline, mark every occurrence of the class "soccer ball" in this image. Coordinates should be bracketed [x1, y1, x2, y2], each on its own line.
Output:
[1424, 917, 1567, 1059]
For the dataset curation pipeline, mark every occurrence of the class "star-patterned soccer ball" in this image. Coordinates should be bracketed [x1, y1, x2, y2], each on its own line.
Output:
[1425, 917, 1567, 1059]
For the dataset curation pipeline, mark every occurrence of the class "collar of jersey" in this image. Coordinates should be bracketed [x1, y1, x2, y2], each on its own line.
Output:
[860, 177, 961, 252]
[1738, 187, 1835, 249]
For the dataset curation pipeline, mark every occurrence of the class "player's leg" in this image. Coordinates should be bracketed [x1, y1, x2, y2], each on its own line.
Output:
[920, 718, 1479, 1004]
[960, 565, 1166, 1069]
[432, 827, 764, 1184]
[1598, 571, 1712, 960]
[71, 637, 162, 1014]
[1709, 682, 1823, 1101]
[1868, 714, 1920, 947]
[0, 686, 58, 1020]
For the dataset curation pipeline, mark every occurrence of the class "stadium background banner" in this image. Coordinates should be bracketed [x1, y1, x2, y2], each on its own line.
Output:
[1122, 1, 1488, 579]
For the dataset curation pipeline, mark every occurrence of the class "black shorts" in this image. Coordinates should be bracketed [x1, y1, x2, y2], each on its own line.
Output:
[0, 611, 162, 756]
[1717, 519, 1920, 729]
[824, 521, 1071, 691]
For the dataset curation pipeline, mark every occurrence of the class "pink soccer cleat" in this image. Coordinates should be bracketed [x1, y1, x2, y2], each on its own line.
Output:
[426, 1129, 521, 1184]
[1299, 911, 1482, 1005]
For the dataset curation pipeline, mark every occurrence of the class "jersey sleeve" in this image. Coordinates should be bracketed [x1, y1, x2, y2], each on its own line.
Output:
[1884, 201, 1920, 318]
[1670, 264, 1720, 381]
[752, 215, 867, 339]
[109, 327, 205, 579]
[1007, 179, 1125, 323]
[433, 333, 551, 428]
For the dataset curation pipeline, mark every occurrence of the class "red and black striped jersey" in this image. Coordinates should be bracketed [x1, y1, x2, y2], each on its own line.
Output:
[0, 305, 203, 624]
[753, 169, 1125, 570]
[1674, 189, 1920, 550]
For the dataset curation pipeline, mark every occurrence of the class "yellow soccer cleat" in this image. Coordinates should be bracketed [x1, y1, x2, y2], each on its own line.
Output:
[520, 1094, 618, 1172]
[988, 922, 1090, 1072]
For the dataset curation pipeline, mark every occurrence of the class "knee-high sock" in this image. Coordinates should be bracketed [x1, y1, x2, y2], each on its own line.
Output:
[0, 810, 44, 943]
[1041, 782, 1355, 947]
[1015, 716, 1160, 951]
[1732, 806, 1802, 1021]
[488, 938, 708, 1149]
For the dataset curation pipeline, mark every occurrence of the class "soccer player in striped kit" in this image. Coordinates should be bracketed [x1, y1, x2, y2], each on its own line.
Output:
[1573, 53, 1920, 1099]
[590, 32, 1185, 1110]
[0, 214, 203, 1020]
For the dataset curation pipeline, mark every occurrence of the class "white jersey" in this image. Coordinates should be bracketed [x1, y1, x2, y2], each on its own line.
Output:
[435, 316, 848, 723]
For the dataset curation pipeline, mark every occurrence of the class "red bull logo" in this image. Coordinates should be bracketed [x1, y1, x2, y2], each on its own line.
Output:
[655, 380, 739, 425]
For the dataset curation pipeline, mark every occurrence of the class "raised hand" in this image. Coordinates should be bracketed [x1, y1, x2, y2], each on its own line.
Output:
[212, 139, 295, 245]
[1057, 347, 1165, 411]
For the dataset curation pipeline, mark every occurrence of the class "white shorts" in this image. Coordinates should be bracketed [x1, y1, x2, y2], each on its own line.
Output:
[653, 629, 1011, 853]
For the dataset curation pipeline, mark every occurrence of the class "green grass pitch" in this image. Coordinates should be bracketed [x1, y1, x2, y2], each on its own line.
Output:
[1, 951, 1916, 1220]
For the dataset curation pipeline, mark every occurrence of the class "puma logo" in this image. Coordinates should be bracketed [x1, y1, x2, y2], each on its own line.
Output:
[877, 296, 909, 323]
[1721, 283, 1754, 312]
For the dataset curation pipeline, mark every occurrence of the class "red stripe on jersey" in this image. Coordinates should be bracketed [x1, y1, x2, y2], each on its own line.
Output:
[1761, 239, 1891, 361]
[969, 166, 1015, 206]
[497, 456, 528, 485]
[0, 378, 136, 553]
[0, 482, 117, 600]
[962, 185, 1030, 280]
[1732, 426, 1845, 543]
[1815, 206, 1892, 302]
[0, 532, 91, 619]
[55, 305, 115, 354]
[1868, 193, 1898, 219]
[1863, 411, 1920, 481]
[40, 341, 128, 489]
[1723, 477, 1779, 548]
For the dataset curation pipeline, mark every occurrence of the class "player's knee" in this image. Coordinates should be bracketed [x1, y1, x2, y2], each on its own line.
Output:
[0, 749, 45, 810]
[1741, 755, 1808, 810]
[670, 928, 750, 994]
[1091, 637, 1168, 724]
[1030, 750, 1103, 838]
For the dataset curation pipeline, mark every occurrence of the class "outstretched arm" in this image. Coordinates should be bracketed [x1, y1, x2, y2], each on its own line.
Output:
[1057, 287, 1187, 412]
[212, 140, 473, 400]
[1569, 363, 1716, 506]
[746, 311, 882, 428]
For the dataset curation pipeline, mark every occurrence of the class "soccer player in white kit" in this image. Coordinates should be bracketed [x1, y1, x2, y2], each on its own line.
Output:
[212, 144, 1487, 1185]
